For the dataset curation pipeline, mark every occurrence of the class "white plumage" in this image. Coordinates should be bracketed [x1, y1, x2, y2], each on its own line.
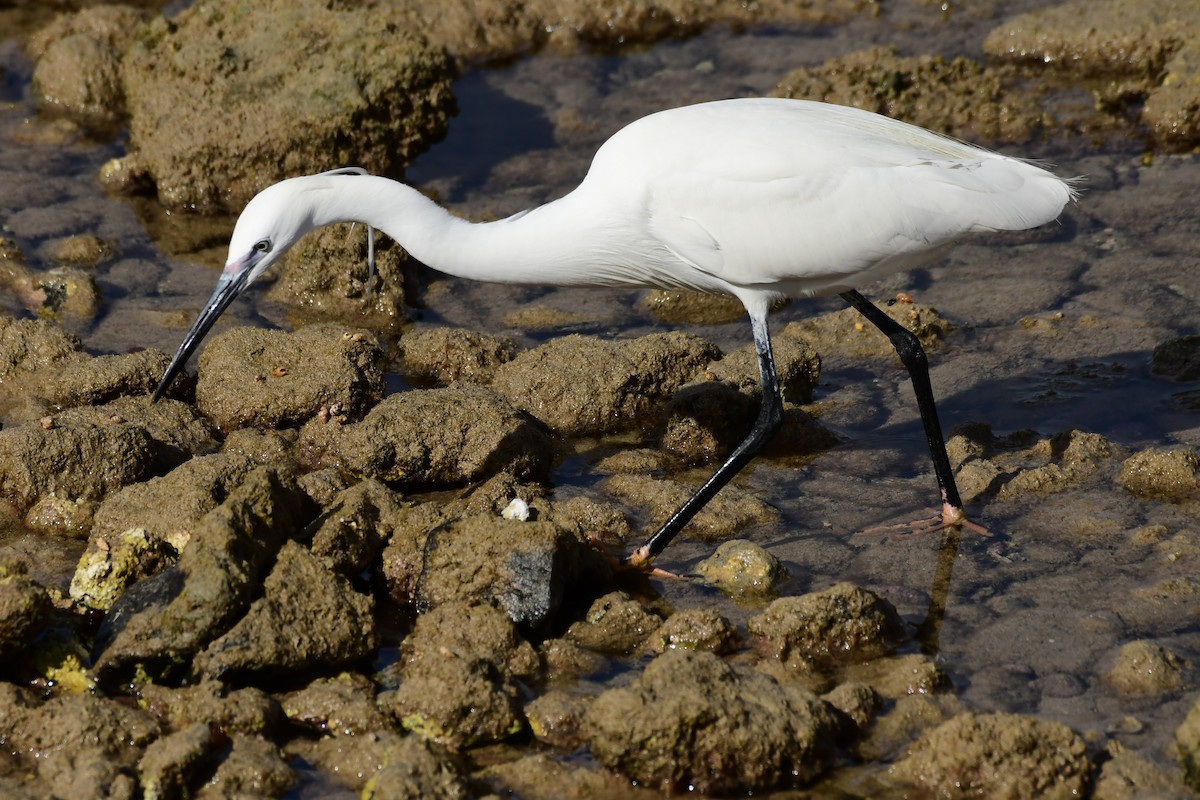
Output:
[154, 97, 1075, 567]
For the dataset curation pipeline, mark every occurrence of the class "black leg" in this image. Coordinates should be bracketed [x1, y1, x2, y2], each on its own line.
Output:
[838, 290, 963, 511]
[629, 310, 784, 567]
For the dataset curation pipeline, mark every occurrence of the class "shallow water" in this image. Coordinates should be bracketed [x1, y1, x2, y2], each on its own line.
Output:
[2, 0, 1199, 789]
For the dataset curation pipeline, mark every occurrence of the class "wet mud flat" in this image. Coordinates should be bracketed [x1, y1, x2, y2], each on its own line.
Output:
[1, 0, 1200, 797]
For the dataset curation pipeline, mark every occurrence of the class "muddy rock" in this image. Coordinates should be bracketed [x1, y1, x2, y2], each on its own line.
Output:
[0, 314, 81, 389]
[0, 559, 49, 662]
[566, 591, 663, 655]
[194, 540, 377, 680]
[385, 601, 535, 748]
[784, 300, 952, 362]
[87, 451, 256, 555]
[537, 0, 872, 51]
[7, 691, 161, 799]
[33, 349, 170, 410]
[844, 652, 952, 699]
[94, 396, 220, 468]
[1118, 446, 1200, 503]
[32, 36, 123, 131]
[1103, 639, 1191, 696]
[400, 600, 540, 679]
[1151, 335, 1200, 381]
[196, 324, 385, 430]
[525, 689, 592, 751]
[199, 734, 294, 798]
[338, 385, 551, 488]
[749, 583, 906, 667]
[70, 526, 179, 612]
[490, 331, 721, 436]
[709, 335, 820, 404]
[43, 233, 115, 268]
[540, 636, 610, 683]
[0, 408, 157, 512]
[947, 425, 1124, 502]
[482, 753, 661, 800]
[890, 711, 1091, 799]
[23, 493, 96, 537]
[282, 672, 389, 736]
[695, 538, 787, 595]
[606, 473, 779, 541]
[547, 495, 635, 548]
[1177, 694, 1200, 791]
[822, 681, 882, 730]
[1094, 740, 1195, 800]
[137, 722, 217, 800]
[643, 288, 747, 326]
[267, 224, 408, 330]
[117, 0, 455, 212]
[28, 5, 145, 130]
[291, 731, 465, 798]
[644, 607, 740, 655]
[399, 326, 521, 385]
[780, 47, 1041, 141]
[410, 513, 600, 630]
[140, 679, 283, 736]
[984, 0, 1200, 150]
[92, 466, 308, 683]
[306, 478, 406, 576]
[659, 338, 804, 462]
[999, 429, 1123, 498]
[586, 648, 840, 793]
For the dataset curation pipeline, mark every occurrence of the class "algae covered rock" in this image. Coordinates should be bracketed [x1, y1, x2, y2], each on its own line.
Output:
[338, 386, 552, 488]
[194, 541, 377, 680]
[585, 649, 840, 793]
[0, 559, 50, 662]
[643, 607, 740, 655]
[399, 326, 520, 385]
[1118, 446, 1200, 503]
[1103, 639, 1191, 697]
[385, 601, 536, 748]
[748, 582, 906, 666]
[695, 538, 787, 595]
[6, 692, 161, 799]
[890, 711, 1091, 799]
[0, 410, 158, 512]
[117, 0, 455, 212]
[490, 331, 721, 436]
[92, 466, 308, 683]
[565, 591, 663, 656]
[196, 324, 385, 430]
[409, 514, 599, 630]
[28, 5, 147, 131]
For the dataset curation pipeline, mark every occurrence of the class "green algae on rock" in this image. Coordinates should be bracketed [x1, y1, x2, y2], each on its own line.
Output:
[91, 467, 308, 684]
[695, 538, 788, 596]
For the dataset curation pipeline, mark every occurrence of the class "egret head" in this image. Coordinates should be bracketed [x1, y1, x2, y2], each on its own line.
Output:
[151, 167, 369, 402]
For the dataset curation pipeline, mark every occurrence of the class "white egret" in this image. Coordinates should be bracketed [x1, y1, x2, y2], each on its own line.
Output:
[151, 97, 1076, 568]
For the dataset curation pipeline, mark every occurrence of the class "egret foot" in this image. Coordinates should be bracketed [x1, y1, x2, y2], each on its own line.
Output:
[859, 503, 991, 540]
[591, 538, 679, 578]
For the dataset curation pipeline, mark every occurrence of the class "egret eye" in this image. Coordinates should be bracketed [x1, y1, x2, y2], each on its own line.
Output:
[253, 239, 272, 254]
